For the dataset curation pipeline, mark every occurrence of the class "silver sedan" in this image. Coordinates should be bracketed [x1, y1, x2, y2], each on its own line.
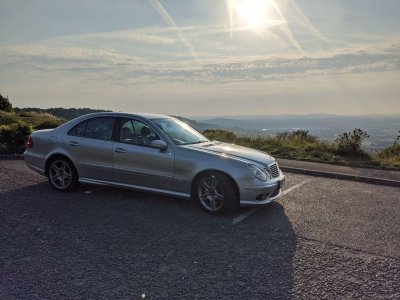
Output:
[24, 112, 285, 214]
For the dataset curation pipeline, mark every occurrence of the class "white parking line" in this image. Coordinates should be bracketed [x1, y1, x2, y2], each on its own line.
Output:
[231, 179, 313, 225]
[281, 179, 313, 196]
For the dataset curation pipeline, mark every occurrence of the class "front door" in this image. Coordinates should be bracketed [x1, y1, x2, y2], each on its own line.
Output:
[112, 118, 174, 190]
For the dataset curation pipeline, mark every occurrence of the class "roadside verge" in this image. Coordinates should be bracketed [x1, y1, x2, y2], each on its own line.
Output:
[278, 158, 400, 187]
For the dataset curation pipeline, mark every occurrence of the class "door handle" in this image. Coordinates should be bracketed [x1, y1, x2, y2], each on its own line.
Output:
[114, 147, 126, 153]
[69, 141, 79, 146]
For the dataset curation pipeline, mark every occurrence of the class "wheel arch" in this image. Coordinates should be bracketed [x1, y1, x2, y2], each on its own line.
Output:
[190, 169, 240, 199]
[45, 153, 78, 177]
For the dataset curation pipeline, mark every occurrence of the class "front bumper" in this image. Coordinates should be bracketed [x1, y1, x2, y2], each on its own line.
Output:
[238, 175, 285, 206]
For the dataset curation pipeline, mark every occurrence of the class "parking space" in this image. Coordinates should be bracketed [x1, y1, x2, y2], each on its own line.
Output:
[1, 161, 399, 299]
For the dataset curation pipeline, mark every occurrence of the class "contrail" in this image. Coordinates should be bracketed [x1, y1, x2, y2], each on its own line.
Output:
[271, 0, 304, 53]
[284, 0, 330, 44]
[148, 0, 200, 62]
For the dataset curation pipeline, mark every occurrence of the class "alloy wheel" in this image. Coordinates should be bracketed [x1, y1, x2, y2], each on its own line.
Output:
[49, 160, 73, 190]
[198, 176, 225, 212]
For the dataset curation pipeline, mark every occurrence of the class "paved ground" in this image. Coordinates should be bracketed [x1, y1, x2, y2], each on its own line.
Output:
[1, 160, 399, 299]
[277, 158, 400, 182]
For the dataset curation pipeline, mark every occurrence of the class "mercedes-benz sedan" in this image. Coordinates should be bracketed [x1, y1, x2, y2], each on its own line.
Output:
[24, 112, 285, 214]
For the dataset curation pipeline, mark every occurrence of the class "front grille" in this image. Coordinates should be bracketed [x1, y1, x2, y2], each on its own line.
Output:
[268, 163, 280, 178]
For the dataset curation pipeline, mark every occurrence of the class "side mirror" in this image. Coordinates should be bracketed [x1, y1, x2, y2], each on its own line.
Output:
[150, 140, 168, 151]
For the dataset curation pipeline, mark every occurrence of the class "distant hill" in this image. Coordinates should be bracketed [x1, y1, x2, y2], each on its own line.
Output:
[173, 116, 219, 132]
[14, 107, 112, 121]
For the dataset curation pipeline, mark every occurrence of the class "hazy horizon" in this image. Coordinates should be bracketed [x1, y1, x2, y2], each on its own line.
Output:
[1, 0, 399, 115]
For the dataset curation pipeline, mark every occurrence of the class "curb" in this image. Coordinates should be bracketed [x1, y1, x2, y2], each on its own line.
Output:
[280, 166, 400, 188]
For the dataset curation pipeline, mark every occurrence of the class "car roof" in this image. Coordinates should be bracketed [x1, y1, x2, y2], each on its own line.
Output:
[54, 112, 175, 133]
[81, 112, 173, 120]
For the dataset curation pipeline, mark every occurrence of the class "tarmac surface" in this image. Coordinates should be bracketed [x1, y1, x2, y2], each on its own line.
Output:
[1, 160, 399, 299]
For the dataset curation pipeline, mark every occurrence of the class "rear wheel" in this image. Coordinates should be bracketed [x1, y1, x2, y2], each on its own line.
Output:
[194, 172, 238, 215]
[48, 157, 78, 192]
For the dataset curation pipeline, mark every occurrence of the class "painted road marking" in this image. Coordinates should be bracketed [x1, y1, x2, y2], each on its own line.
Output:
[232, 179, 313, 225]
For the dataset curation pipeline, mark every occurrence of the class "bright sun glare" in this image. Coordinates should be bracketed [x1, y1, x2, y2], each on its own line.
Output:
[234, 0, 272, 30]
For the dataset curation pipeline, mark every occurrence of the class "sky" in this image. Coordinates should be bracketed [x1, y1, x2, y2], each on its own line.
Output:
[0, 0, 399, 116]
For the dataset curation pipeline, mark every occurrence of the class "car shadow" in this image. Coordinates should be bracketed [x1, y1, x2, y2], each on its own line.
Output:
[2, 182, 296, 299]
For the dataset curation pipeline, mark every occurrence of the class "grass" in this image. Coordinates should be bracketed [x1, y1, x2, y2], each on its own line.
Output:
[202, 129, 400, 170]
[373, 144, 400, 168]
[18, 111, 65, 129]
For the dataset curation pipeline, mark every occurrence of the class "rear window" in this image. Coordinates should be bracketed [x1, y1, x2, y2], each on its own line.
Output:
[68, 121, 87, 137]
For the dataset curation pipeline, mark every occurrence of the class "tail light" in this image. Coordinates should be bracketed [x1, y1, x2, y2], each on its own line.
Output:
[26, 135, 34, 148]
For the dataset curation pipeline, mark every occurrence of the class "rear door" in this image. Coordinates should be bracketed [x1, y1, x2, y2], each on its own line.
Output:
[112, 118, 174, 190]
[65, 117, 116, 180]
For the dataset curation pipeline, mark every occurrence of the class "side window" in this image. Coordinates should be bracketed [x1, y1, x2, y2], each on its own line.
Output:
[84, 118, 115, 141]
[120, 118, 159, 146]
[68, 121, 87, 137]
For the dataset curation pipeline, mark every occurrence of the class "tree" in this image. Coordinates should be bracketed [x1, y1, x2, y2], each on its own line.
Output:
[0, 93, 13, 112]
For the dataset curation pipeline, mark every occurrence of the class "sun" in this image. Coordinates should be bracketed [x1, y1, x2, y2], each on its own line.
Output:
[234, 0, 273, 30]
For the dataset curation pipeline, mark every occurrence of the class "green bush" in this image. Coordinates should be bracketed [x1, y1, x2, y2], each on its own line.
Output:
[35, 119, 64, 130]
[0, 122, 32, 154]
[335, 128, 370, 158]
[18, 111, 35, 117]
[19, 111, 65, 127]
[0, 111, 20, 125]
[276, 130, 317, 143]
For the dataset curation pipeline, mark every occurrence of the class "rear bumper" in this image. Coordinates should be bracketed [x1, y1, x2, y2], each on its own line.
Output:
[24, 151, 46, 175]
[238, 175, 285, 206]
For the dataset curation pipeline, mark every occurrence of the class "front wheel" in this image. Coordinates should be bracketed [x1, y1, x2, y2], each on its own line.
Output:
[194, 172, 239, 215]
[48, 157, 78, 192]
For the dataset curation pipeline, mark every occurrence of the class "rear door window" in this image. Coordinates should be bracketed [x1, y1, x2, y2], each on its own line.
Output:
[84, 118, 115, 141]
[68, 117, 115, 141]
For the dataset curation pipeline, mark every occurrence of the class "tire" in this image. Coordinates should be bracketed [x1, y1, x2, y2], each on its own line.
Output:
[47, 156, 78, 192]
[194, 171, 239, 215]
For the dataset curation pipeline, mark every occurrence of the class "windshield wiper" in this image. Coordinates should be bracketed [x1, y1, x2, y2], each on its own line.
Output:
[186, 140, 209, 145]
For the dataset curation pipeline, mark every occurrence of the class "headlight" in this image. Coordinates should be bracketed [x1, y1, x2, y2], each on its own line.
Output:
[248, 165, 271, 181]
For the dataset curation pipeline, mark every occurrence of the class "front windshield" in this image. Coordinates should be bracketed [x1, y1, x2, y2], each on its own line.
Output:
[151, 118, 209, 145]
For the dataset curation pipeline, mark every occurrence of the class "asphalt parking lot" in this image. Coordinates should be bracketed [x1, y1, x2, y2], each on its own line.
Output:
[1, 160, 399, 299]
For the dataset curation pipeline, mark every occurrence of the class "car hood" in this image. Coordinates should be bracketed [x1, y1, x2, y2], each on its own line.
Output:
[182, 141, 275, 166]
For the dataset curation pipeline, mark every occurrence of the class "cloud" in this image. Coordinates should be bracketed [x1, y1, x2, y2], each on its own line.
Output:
[53, 30, 178, 46]
[1, 38, 399, 85]
[0, 45, 144, 70]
